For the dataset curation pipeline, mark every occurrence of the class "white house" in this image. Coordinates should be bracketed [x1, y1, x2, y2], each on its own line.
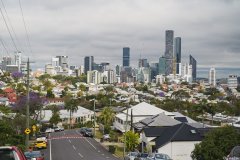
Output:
[38, 106, 94, 125]
[142, 123, 208, 160]
[113, 102, 174, 132]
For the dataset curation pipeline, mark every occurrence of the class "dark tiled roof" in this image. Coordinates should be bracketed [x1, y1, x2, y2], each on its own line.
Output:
[143, 127, 168, 137]
[144, 123, 204, 149]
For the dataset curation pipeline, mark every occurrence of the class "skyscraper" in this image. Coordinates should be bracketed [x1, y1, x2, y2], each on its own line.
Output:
[123, 47, 130, 67]
[165, 30, 174, 75]
[84, 56, 94, 74]
[159, 56, 166, 75]
[174, 37, 181, 75]
[189, 55, 197, 81]
[209, 67, 216, 87]
[56, 56, 68, 69]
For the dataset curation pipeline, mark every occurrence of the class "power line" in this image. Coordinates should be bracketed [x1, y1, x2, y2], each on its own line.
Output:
[0, 37, 9, 56]
[18, 0, 32, 54]
[0, 7, 18, 52]
[0, 0, 24, 53]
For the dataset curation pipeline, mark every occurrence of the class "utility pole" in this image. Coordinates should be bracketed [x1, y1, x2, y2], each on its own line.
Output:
[123, 107, 129, 157]
[25, 58, 30, 149]
[93, 98, 96, 138]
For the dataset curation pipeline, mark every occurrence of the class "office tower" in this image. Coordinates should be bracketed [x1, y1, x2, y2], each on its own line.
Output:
[209, 68, 216, 87]
[123, 47, 130, 67]
[56, 56, 68, 69]
[52, 57, 59, 67]
[87, 70, 102, 84]
[84, 56, 94, 74]
[138, 58, 148, 68]
[189, 55, 197, 82]
[228, 75, 238, 89]
[115, 65, 121, 76]
[174, 37, 181, 74]
[159, 56, 166, 75]
[15, 52, 22, 72]
[181, 63, 192, 82]
[2, 56, 12, 71]
[165, 30, 174, 75]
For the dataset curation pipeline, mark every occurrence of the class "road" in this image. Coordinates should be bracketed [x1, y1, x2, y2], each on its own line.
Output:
[41, 129, 120, 160]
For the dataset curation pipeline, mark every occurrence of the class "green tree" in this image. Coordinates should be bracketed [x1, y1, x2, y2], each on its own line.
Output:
[191, 126, 240, 160]
[46, 88, 55, 98]
[206, 103, 217, 125]
[64, 97, 79, 128]
[49, 110, 61, 125]
[99, 107, 115, 126]
[124, 131, 140, 152]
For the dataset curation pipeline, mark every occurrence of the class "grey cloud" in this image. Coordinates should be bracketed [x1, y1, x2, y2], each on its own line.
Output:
[0, 0, 239, 69]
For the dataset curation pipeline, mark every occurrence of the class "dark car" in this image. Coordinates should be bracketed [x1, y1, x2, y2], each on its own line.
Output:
[0, 146, 27, 160]
[134, 153, 149, 160]
[80, 127, 93, 137]
[84, 128, 93, 137]
[79, 127, 87, 134]
[24, 151, 44, 160]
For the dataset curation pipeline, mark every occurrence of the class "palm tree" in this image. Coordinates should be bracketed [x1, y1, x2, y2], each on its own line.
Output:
[64, 96, 79, 129]
[99, 107, 115, 126]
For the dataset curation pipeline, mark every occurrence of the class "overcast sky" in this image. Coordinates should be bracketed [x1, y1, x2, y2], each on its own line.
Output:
[0, 0, 239, 69]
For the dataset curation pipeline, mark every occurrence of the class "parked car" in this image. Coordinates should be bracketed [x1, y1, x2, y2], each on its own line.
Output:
[103, 134, 110, 141]
[24, 151, 44, 160]
[36, 137, 47, 144]
[53, 126, 61, 132]
[124, 152, 139, 160]
[134, 153, 149, 160]
[35, 141, 47, 149]
[36, 132, 47, 139]
[45, 128, 54, 133]
[148, 153, 172, 160]
[0, 146, 27, 160]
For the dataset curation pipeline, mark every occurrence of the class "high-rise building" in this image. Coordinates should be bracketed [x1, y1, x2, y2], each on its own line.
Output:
[15, 52, 22, 72]
[2, 56, 12, 71]
[174, 37, 181, 75]
[189, 55, 197, 81]
[228, 75, 238, 89]
[159, 56, 166, 75]
[165, 30, 174, 75]
[181, 63, 192, 83]
[209, 67, 216, 87]
[123, 47, 130, 67]
[138, 58, 148, 68]
[56, 56, 68, 70]
[84, 56, 94, 74]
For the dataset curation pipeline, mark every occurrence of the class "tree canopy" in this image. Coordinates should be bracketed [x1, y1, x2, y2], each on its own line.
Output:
[191, 126, 240, 160]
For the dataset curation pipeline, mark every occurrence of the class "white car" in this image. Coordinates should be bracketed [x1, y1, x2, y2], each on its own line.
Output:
[36, 137, 47, 144]
[45, 128, 54, 133]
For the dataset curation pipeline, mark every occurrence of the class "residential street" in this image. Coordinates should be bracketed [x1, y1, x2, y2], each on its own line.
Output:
[42, 129, 120, 160]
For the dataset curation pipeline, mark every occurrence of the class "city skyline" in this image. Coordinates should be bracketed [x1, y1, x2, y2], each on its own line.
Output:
[0, 0, 239, 69]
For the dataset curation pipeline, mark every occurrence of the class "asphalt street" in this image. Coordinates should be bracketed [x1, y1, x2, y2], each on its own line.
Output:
[41, 129, 120, 160]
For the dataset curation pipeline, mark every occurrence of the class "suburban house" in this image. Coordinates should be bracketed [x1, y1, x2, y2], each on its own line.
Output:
[3, 88, 17, 104]
[113, 102, 174, 132]
[38, 106, 94, 125]
[142, 123, 209, 160]
[133, 113, 181, 132]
